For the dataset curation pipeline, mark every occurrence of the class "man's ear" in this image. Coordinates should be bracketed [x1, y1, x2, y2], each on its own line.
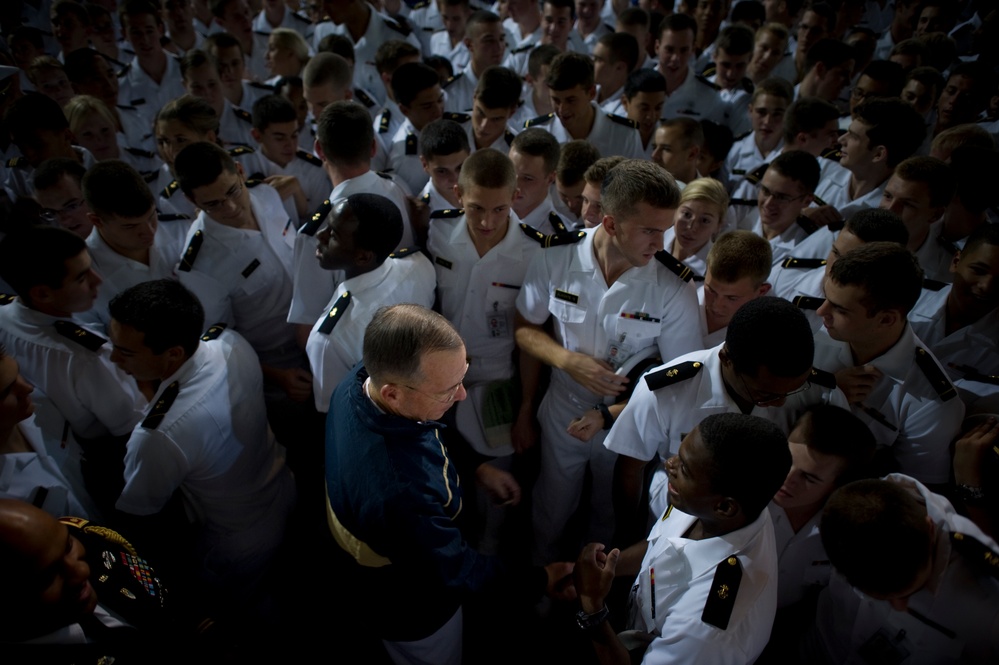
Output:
[27, 284, 54, 306]
[715, 497, 740, 519]
[757, 282, 772, 297]
[354, 248, 376, 268]
[250, 127, 262, 143]
[876, 308, 900, 329]
[871, 144, 888, 164]
[87, 212, 104, 230]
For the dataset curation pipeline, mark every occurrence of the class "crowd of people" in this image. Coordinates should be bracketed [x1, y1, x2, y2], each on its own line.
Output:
[0, 0, 998, 663]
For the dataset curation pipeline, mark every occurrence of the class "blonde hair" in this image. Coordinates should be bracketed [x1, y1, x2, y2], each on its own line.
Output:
[679, 177, 729, 218]
[271, 28, 311, 67]
[64, 94, 117, 135]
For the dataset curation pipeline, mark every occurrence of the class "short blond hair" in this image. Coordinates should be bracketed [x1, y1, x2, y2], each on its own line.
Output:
[64, 94, 118, 135]
[679, 177, 729, 219]
[706, 230, 772, 286]
[270, 28, 311, 67]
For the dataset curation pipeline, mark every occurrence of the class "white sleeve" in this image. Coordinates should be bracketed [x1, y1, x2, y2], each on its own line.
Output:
[515, 248, 554, 326]
[656, 280, 704, 360]
[72, 354, 147, 437]
[116, 429, 190, 515]
[603, 374, 669, 461]
[893, 394, 964, 485]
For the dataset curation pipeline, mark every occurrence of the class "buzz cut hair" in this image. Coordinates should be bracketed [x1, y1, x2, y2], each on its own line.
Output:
[556, 140, 600, 188]
[583, 156, 627, 185]
[510, 128, 561, 175]
[419, 119, 470, 161]
[457, 148, 516, 192]
[600, 159, 680, 220]
[545, 51, 595, 92]
[303, 52, 352, 93]
[706, 230, 772, 286]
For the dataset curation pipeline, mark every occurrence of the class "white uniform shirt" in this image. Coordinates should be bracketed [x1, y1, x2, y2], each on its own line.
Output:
[3, 147, 96, 202]
[912, 218, 956, 284]
[408, 0, 444, 54]
[598, 86, 625, 116]
[605, 344, 846, 517]
[459, 115, 518, 154]
[117, 103, 157, 154]
[237, 148, 331, 224]
[387, 118, 428, 196]
[661, 67, 727, 124]
[513, 196, 573, 236]
[578, 22, 613, 55]
[116, 329, 294, 556]
[217, 98, 258, 148]
[252, 7, 314, 39]
[768, 503, 830, 608]
[0, 300, 146, 439]
[814, 474, 999, 665]
[629, 503, 779, 665]
[373, 99, 405, 161]
[418, 179, 456, 214]
[442, 63, 479, 114]
[82, 224, 185, 332]
[811, 163, 887, 223]
[306, 252, 436, 412]
[117, 55, 187, 127]
[516, 227, 702, 407]
[909, 284, 999, 409]
[429, 215, 543, 386]
[430, 30, 470, 70]
[244, 31, 272, 82]
[663, 227, 710, 280]
[176, 184, 297, 357]
[724, 132, 783, 192]
[287, 170, 414, 325]
[524, 102, 645, 159]
[811, 325, 965, 484]
[768, 259, 826, 333]
[750, 214, 816, 267]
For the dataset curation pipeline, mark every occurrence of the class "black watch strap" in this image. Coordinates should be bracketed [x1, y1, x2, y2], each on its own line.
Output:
[576, 606, 610, 631]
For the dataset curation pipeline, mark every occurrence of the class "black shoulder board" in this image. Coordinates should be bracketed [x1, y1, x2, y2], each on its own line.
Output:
[923, 278, 947, 291]
[951, 532, 999, 579]
[124, 146, 156, 159]
[936, 235, 959, 256]
[820, 147, 842, 162]
[734, 131, 752, 142]
[318, 291, 351, 334]
[606, 113, 638, 129]
[405, 133, 418, 156]
[53, 321, 106, 352]
[130, 98, 146, 107]
[443, 72, 464, 89]
[0, 293, 15, 305]
[796, 216, 819, 235]
[521, 223, 548, 245]
[248, 81, 276, 91]
[201, 323, 227, 341]
[419, 192, 430, 204]
[300, 199, 332, 237]
[811, 194, 830, 207]
[118, 63, 131, 76]
[161, 179, 180, 199]
[141, 381, 180, 430]
[390, 246, 417, 258]
[354, 87, 376, 108]
[511, 43, 533, 54]
[745, 162, 769, 185]
[781, 257, 826, 270]
[412, 0, 430, 8]
[654, 250, 694, 283]
[645, 360, 703, 391]
[384, 16, 412, 37]
[244, 178, 264, 188]
[947, 363, 999, 386]
[178, 230, 204, 272]
[702, 556, 742, 630]
[117, 103, 137, 111]
[695, 75, 721, 91]
[728, 198, 758, 207]
[376, 171, 393, 179]
[379, 108, 392, 133]
[549, 211, 568, 233]
[914, 347, 957, 401]
[809, 367, 837, 389]
[524, 113, 555, 128]
[504, 128, 516, 147]
[6, 156, 26, 169]
[430, 208, 463, 219]
[792, 295, 824, 310]
[233, 107, 252, 124]
[443, 111, 471, 123]
[540, 229, 586, 248]
[740, 78, 754, 94]
[701, 64, 717, 78]
[228, 144, 255, 156]
[296, 149, 322, 167]
[157, 213, 190, 222]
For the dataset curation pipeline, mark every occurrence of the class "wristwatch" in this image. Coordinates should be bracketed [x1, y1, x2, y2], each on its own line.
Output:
[576, 605, 610, 631]
[592, 403, 614, 430]
[954, 483, 986, 504]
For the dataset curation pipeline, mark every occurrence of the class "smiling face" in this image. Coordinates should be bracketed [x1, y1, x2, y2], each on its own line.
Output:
[73, 111, 119, 161]
[35, 175, 94, 238]
[664, 427, 723, 518]
[656, 28, 695, 83]
[672, 199, 722, 254]
[757, 169, 811, 235]
[949, 241, 999, 323]
[549, 83, 596, 132]
[541, 3, 573, 48]
[622, 91, 665, 140]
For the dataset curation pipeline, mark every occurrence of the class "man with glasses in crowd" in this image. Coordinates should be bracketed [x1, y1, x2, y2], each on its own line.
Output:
[324, 303, 575, 665]
[604, 297, 845, 537]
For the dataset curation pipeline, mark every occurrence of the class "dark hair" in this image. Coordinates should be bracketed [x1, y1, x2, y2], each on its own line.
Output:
[783, 96, 840, 143]
[584, 156, 627, 185]
[545, 51, 594, 91]
[458, 147, 516, 191]
[803, 1, 836, 31]
[852, 98, 926, 168]
[904, 65, 944, 96]
[859, 59, 904, 98]
[63, 47, 107, 84]
[661, 116, 705, 149]
[725, 297, 814, 378]
[8, 26, 45, 50]
[527, 44, 561, 80]
[844, 208, 909, 246]
[542, 0, 576, 21]
[374, 40, 421, 75]
[624, 68, 666, 99]
[32, 157, 86, 192]
[618, 7, 649, 28]
[829, 242, 923, 316]
[174, 141, 237, 198]
[715, 24, 755, 56]
[598, 32, 640, 72]
[209, 0, 238, 19]
[731, 0, 765, 26]
[510, 128, 560, 174]
[82, 160, 155, 219]
[658, 12, 697, 42]
[392, 62, 440, 108]
[363, 304, 464, 384]
[768, 150, 820, 193]
[474, 66, 522, 109]
[179, 49, 216, 80]
[339, 194, 404, 263]
[317, 33, 355, 62]
[251, 94, 298, 131]
[791, 405, 876, 486]
[203, 31, 243, 57]
[820, 479, 934, 595]
[698, 413, 791, 519]
[119, 0, 163, 24]
[959, 223, 999, 262]
[4, 93, 70, 151]
[803, 38, 854, 74]
[893, 156, 955, 208]
[108, 279, 205, 357]
[699, 120, 734, 165]
[156, 95, 221, 143]
[601, 160, 680, 219]
[317, 101, 373, 166]
[0, 226, 87, 300]
[419, 119, 469, 160]
[949, 146, 999, 214]
[424, 55, 454, 85]
[557, 140, 600, 187]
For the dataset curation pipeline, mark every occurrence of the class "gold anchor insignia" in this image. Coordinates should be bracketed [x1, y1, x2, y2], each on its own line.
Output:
[717, 584, 729, 599]
[666, 369, 678, 377]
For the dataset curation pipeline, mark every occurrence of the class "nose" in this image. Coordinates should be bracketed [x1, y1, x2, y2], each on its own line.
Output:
[453, 382, 467, 403]
[886, 200, 903, 216]
[14, 375, 34, 398]
[89, 268, 103, 288]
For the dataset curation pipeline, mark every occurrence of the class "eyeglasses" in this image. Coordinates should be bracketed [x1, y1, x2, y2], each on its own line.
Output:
[401, 363, 470, 404]
[739, 373, 812, 406]
[199, 180, 244, 214]
[759, 184, 808, 206]
[39, 198, 86, 223]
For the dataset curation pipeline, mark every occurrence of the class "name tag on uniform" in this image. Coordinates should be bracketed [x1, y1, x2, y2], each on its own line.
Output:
[242, 259, 261, 278]
[554, 289, 579, 304]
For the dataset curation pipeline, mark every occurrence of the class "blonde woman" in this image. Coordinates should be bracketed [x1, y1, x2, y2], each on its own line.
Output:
[65, 95, 163, 182]
[663, 177, 728, 279]
[265, 28, 311, 82]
